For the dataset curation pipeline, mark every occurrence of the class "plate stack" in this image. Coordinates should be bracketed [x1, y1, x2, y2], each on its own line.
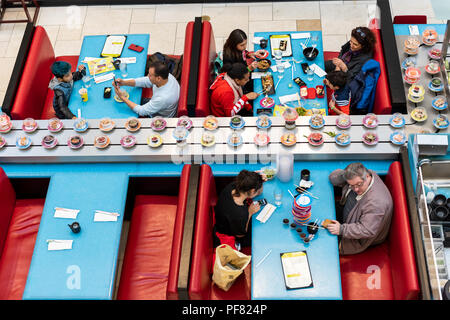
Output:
[292, 194, 312, 225]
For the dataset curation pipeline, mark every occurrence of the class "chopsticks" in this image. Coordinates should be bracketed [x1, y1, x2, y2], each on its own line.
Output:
[294, 184, 319, 199]
[255, 249, 272, 268]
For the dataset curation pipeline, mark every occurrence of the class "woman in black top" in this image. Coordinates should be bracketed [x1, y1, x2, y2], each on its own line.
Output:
[213, 170, 264, 248]
[324, 27, 376, 83]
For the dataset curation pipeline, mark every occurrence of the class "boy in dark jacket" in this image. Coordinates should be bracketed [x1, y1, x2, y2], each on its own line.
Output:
[324, 71, 351, 115]
[48, 61, 86, 119]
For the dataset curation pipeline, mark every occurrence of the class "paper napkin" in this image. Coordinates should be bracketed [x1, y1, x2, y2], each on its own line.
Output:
[279, 93, 300, 104]
[94, 210, 120, 222]
[291, 33, 311, 40]
[54, 207, 79, 219]
[117, 57, 136, 64]
[253, 37, 264, 44]
[256, 203, 277, 223]
[94, 72, 115, 84]
[310, 63, 327, 77]
[47, 240, 73, 251]
[252, 72, 264, 79]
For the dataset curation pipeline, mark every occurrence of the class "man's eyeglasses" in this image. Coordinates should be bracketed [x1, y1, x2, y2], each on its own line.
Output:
[348, 179, 365, 190]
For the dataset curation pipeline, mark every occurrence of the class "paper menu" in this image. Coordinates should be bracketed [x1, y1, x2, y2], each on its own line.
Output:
[269, 34, 293, 57]
[256, 204, 276, 223]
[101, 35, 126, 58]
[280, 251, 313, 289]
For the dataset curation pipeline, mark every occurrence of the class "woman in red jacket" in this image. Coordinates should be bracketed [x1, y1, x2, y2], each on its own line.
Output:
[210, 63, 259, 117]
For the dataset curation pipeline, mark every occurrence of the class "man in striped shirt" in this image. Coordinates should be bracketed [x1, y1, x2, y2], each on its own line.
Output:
[210, 63, 259, 117]
[324, 71, 351, 115]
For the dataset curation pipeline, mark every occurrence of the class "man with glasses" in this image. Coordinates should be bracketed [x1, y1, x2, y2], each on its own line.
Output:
[327, 162, 393, 255]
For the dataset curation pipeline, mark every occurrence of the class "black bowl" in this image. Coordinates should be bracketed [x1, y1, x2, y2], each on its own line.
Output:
[431, 194, 447, 208]
[303, 47, 319, 61]
[430, 205, 449, 221]
[257, 58, 271, 71]
[307, 222, 319, 234]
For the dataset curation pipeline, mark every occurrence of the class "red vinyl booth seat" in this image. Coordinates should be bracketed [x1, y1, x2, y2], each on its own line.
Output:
[0, 167, 44, 300]
[339, 161, 420, 300]
[189, 164, 251, 300]
[323, 18, 392, 115]
[117, 165, 191, 300]
[10, 26, 79, 120]
[178, 21, 216, 117]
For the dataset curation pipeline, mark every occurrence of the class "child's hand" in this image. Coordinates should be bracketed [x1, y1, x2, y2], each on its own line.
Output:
[78, 65, 85, 72]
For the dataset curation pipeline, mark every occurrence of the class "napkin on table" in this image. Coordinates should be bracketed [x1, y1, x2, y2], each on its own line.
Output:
[47, 240, 73, 251]
[54, 207, 79, 219]
[94, 210, 120, 222]
[256, 203, 277, 223]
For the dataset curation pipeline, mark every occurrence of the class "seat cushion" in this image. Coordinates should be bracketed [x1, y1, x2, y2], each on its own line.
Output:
[0, 167, 16, 259]
[210, 246, 251, 300]
[41, 55, 80, 120]
[340, 243, 394, 300]
[0, 198, 44, 300]
[117, 195, 178, 300]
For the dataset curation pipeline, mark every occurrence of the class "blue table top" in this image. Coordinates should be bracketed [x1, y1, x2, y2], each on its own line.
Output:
[69, 34, 149, 119]
[253, 31, 328, 116]
[393, 24, 447, 36]
[209, 160, 393, 300]
[0, 162, 184, 300]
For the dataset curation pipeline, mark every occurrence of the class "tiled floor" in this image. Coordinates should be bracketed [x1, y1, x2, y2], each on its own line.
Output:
[0, 0, 444, 107]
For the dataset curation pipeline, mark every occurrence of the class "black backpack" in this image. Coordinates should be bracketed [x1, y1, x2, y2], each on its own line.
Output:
[146, 52, 183, 83]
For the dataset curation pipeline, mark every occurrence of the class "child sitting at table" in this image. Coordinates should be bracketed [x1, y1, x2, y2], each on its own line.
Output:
[324, 70, 351, 115]
[48, 61, 86, 119]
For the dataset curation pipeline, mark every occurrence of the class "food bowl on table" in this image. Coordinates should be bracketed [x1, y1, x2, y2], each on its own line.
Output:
[0, 113, 12, 133]
[280, 132, 297, 146]
[408, 84, 425, 103]
[125, 117, 141, 132]
[120, 135, 137, 148]
[256, 114, 272, 129]
[254, 132, 270, 147]
[201, 131, 216, 147]
[335, 132, 351, 146]
[315, 85, 325, 98]
[309, 114, 324, 129]
[147, 134, 162, 148]
[432, 95, 448, 111]
[256, 49, 269, 59]
[99, 118, 115, 132]
[404, 67, 421, 85]
[74, 118, 88, 133]
[48, 117, 63, 132]
[303, 46, 319, 61]
[410, 107, 428, 122]
[428, 48, 441, 60]
[260, 96, 275, 108]
[307, 132, 323, 146]
[401, 57, 416, 70]
[203, 115, 219, 130]
[389, 113, 405, 128]
[362, 113, 378, 129]
[257, 59, 271, 71]
[227, 132, 243, 147]
[429, 77, 444, 92]
[230, 115, 245, 129]
[41, 135, 57, 149]
[404, 36, 420, 55]
[433, 115, 449, 130]
[0, 135, 6, 149]
[22, 118, 38, 133]
[177, 115, 193, 130]
[16, 135, 32, 149]
[94, 135, 110, 149]
[390, 131, 406, 146]
[151, 116, 167, 132]
[422, 28, 438, 46]
[173, 126, 189, 147]
[260, 166, 277, 180]
[425, 60, 440, 75]
[282, 107, 298, 130]
[67, 135, 83, 149]
[336, 114, 351, 129]
[362, 132, 378, 146]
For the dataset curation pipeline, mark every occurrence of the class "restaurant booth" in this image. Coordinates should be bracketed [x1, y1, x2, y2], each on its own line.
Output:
[0, 0, 449, 300]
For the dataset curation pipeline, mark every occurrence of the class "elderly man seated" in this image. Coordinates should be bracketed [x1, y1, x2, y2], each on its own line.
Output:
[327, 162, 393, 255]
[113, 61, 180, 118]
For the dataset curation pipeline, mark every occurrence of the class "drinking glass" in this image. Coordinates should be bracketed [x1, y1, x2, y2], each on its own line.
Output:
[274, 49, 282, 61]
[82, 75, 91, 88]
[273, 186, 283, 206]
[307, 66, 314, 81]
[277, 62, 285, 79]
[120, 62, 128, 78]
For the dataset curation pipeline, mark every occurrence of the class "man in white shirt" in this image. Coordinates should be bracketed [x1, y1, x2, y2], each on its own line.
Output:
[112, 61, 180, 117]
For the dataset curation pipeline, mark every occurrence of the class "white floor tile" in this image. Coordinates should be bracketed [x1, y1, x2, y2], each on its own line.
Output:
[176, 22, 189, 39]
[40, 25, 60, 48]
[131, 8, 156, 24]
[54, 39, 83, 57]
[129, 23, 177, 55]
[154, 4, 202, 23]
[0, 91, 5, 107]
[38, 6, 87, 26]
[0, 41, 8, 57]
[83, 8, 131, 36]
[202, 6, 249, 38]
[57, 24, 83, 41]
[320, 3, 370, 35]
[273, 1, 321, 20]
[322, 34, 346, 52]
[173, 37, 185, 56]
[389, 0, 435, 18]
[0, 58, 15, 92]
[0, 24, 13, 42]
[249, 5, 273, 22]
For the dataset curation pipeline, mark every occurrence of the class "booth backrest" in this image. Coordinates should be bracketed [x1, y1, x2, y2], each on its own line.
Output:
[11, 26, 55, 120]
[393, 15, 427, 24]
[385, 161, 420, 300]
[195, 21, 216, 117]
[177, 22, 194, 117]
[166, 164, 191, 300]
[370, 22, 392, 115]
[189, 164, 218, 300]
[0, 168, 16, 259]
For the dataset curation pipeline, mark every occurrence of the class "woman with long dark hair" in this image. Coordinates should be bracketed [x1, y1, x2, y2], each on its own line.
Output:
[213, 170, 265, 248]
[222, 29, 266, 71]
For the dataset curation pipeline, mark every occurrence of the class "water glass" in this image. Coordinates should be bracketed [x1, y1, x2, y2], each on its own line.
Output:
[273, 186, 283, 206]
[277, 63, 285, 79]
[274, 49, 282, 61]
[120, 62, 128, 78]
[307, 66, 315, 81]
[82, 75, 91, 88]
